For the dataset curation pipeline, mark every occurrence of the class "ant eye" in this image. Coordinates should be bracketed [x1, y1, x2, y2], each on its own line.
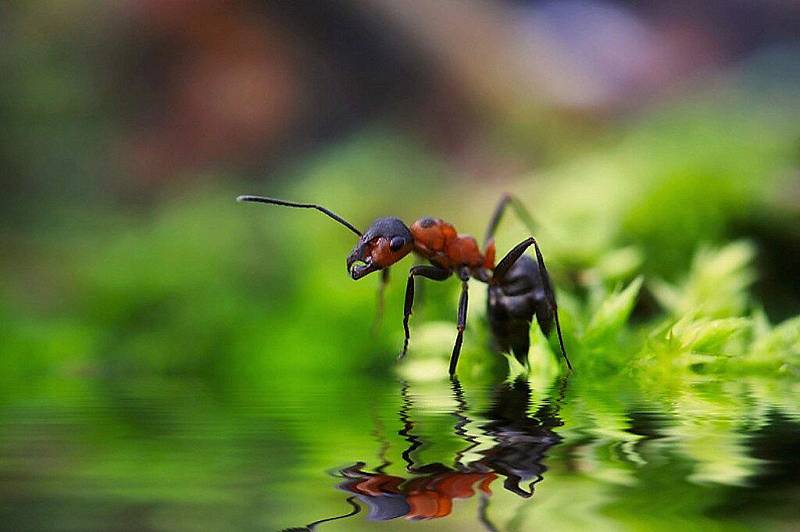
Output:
[390, 236, 406, 252]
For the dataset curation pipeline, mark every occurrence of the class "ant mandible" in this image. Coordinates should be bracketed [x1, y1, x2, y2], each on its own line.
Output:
[237, 193, 572, 375]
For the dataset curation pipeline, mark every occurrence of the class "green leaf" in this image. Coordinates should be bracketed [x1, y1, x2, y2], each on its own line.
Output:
[652, 241, 756, 319]
[669, 317, 751, 354]
[583, 276, 643, 346]
[749, 315, 800, 368]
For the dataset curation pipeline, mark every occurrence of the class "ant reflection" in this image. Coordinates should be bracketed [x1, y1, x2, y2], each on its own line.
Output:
[333, 378, 566, 524]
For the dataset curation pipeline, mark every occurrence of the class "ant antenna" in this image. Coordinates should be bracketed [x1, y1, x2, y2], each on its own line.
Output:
[280, 496, 360, 531]
[237, 195, 363, 237]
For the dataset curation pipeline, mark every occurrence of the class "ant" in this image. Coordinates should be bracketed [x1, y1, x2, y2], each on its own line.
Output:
[237, 193, 572, 375]
[282, 376, 568, 528]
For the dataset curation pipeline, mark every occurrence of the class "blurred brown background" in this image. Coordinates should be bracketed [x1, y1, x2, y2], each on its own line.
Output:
[4, 0, 800, 206]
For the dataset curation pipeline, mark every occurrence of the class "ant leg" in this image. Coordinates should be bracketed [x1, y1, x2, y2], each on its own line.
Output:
[400, 265, 452, 359]
[493, 237, 536, 282]
[494, 238, 572, 370]
[484, 194, 512, 245]
[484, 193, 537, 246]
[449, 269, 470, 376]
[411, 256, 427, 320]
[371, 268, 390, 334]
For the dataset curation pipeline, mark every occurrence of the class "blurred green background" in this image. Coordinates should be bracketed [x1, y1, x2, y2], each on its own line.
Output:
[1, 1, 799, 530]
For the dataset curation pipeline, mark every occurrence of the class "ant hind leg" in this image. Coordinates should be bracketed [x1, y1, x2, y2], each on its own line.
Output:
[484, 194, 537, 246]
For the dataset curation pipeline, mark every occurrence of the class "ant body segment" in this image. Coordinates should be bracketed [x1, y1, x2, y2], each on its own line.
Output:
[237, 193, 571, 375]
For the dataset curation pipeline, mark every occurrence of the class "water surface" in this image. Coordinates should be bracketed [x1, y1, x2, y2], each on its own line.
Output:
[0, 369, 797, 531]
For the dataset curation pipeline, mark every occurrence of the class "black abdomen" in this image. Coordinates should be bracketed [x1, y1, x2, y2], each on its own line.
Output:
[487, 255, 554, 365]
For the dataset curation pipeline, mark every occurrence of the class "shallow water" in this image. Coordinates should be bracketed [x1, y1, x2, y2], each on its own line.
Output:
[0, 369, 797, 531]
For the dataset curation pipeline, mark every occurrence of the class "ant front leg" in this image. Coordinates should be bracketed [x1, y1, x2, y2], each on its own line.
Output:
[494, 237, 572, 370]
[449, 267, 471, 376]
[400, 265, 452, 359]
[371, 267, 390, 334]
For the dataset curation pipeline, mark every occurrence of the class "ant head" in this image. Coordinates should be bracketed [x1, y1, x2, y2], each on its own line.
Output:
[347, 217, 414, 279]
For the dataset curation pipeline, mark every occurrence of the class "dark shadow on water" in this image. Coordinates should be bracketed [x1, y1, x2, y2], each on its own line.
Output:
[283, 376, 569, 528]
